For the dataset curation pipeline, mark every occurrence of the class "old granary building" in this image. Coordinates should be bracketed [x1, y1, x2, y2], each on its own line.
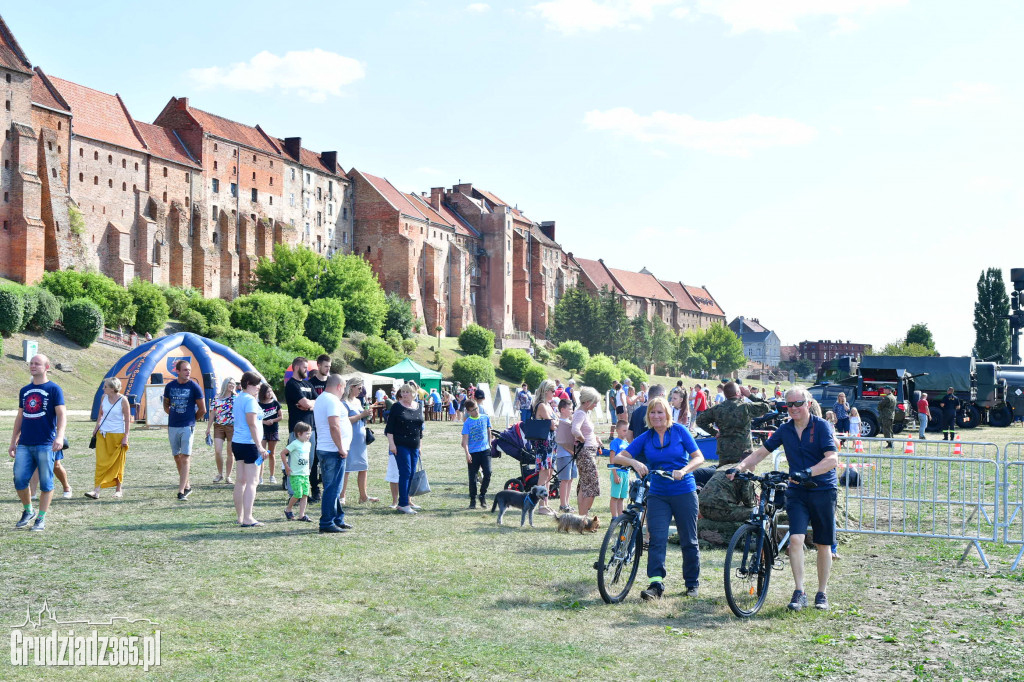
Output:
[0, 14, 723, 339]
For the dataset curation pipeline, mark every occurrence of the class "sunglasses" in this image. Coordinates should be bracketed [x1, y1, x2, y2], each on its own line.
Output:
[786, 400, 807, 408]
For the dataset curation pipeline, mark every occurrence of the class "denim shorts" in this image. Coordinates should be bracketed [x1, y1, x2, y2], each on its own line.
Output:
[168, 425, 196, 456]
[785, 487, 838, 547]
[13, 444, 56, 492]
[554, 455, 577, 480]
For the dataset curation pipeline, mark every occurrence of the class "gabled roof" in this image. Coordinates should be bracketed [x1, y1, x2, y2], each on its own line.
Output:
[189, 106, 281, 155]
[30, 68, 69, 113]
[606, 266, 674, 301]
[730, 317, 768, 334]
[658, 280, 701, 313]
[530, 224, 558, 248]
[352, 169, 428, 222]
[47, 75, 145, 152]
[0, 16, 32, 75]
[575, 257, 623, 295]
[476, 188, 508, 208]
[685, 285, 725, 317]
[739, 330, 773, 343]
[436, 202, 479, 238]
[134, 120, 201, 169]
[273, 137, 344, 176]
[406, 193, 455, 229]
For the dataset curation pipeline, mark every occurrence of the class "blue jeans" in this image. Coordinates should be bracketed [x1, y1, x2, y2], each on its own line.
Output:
[918, 414, 928, 439]
[646, 492, 700, 589]
[519, 408, 531, 423]
[14, 444, 56, 492]
[395, 444, 419, 508]
[318, 450, 346, 530]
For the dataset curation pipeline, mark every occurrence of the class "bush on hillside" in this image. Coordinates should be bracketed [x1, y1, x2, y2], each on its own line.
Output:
[20, 286, 38, 333]
[616, 360, 648, 387]
[209, 327, 262, 347]
[304, 298, 346, 353]
[385, 328, 404, 352]
[360, 336, 400, 373]
[230, 292, 307, 346]
[230, 340, 293, 396]
[180, 309, 208, 336]
[522, 363, 547, 392]
[39, 270, 86, 303]
[583, 354, 620, 393]
[499, 348, 532, 382]
[282, 337, 326, 362]
[62, 298, 104, 348]
[401, 338, 418, 354]
[40, 271, 136, 328]
[383, 291, 415, 339]
[341, 287, 387, 337]
[0, 286, 25, 337]
[163, 286, 201, 319]
[190, 298, 231, 328]
[555, 340, 590, 372]
[29, 289, 60, 333]
[129, 279, 170, 336]
[452, 355, 496, 387]
[458, 324, 495, 358]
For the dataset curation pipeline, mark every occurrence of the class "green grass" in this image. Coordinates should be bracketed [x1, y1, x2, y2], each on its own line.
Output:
[3, 415, 1024, 680]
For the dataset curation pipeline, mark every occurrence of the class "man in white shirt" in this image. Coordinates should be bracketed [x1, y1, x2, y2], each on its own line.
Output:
[314, 374, 352, 534]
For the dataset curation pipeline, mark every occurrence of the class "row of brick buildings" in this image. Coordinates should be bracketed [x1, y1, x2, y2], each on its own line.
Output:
[0, 15, 726, 339]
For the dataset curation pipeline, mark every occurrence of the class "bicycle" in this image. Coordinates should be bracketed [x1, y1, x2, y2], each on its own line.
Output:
[594, 469, 675, 604]
[723, 470, 815, 617]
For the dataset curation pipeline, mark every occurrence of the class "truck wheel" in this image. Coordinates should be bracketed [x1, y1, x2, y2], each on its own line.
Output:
[988, 405, 1012, 428]
[893, 420, 905, 434]
[860, 413, 879, 438]
[957, 405, 980, 429]
[928, 407, 943, 432]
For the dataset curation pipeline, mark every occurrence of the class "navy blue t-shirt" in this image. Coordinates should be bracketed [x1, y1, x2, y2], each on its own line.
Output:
[19, 381, 65, 446]
[764, 415, 837, 490]
[163, 379, 204, 428]
[624, 424, 700, 496]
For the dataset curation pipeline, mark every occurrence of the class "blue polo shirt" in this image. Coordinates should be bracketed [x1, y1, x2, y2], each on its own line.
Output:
[763, 415, 837, 490]
[624, 424, 699, 496]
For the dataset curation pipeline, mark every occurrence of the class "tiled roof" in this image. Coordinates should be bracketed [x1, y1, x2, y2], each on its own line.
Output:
[273, 137, 344, 176]
[606, 266, 674, 301]
[30, 69, 69, 112]
[740, 330, 773, 343]
[530, 225, 558, 248]
[685, 285, 725, 317]
[407, 193, 454, 228]
[436, 202, 479, 238]
[476, 188, 508, 208]
[659, 280, 701, 313]
[575, 257, 622, 295]
[353, 169, 427, 221]
[730, 317, 768, 334]
[134, 121, 200, 169]
[0, 16, 32, 74]
[189, 106, 281, 155]
[47, 75, 145, 151]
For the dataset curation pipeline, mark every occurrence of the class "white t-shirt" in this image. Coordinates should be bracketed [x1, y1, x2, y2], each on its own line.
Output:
[848, 416, 862, 437]
[99, 394, 127, 434]
[714, 392, 725, 404]
[313, 392, 351, 453]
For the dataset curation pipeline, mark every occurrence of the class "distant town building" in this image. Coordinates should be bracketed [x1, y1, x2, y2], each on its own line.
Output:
[729, 316, 781, 368]
[798, 339, 872, 366]
[780, 345, 799, 363]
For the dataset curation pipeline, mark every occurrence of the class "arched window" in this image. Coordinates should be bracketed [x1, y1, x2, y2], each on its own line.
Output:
[108, 179, 113, 188]
[78, 173, 83, 182]
[122, 182, 127, 191]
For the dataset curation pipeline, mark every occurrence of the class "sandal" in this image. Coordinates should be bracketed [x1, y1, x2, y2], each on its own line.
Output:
[240, 521, 264, 528]
[297, 515, 313, 522]
[84, 491, 99, 500]
[113, 491, 123, 499]
[360, 496, 380, 504]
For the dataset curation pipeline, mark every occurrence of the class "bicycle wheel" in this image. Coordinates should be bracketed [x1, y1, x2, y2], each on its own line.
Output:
[596, 512, 643, 604]
[724, 523, 772, 617]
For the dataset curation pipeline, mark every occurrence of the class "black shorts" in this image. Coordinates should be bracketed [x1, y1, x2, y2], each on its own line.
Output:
[615, 405, 624, 415]
[231, 441, 260, 464]
[785, 487, 837, 547]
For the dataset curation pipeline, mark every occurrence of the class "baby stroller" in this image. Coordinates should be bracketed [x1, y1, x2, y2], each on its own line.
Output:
[490, 420, 561, 498]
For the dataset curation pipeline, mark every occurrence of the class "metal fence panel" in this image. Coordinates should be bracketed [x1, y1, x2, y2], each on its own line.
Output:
[1003, 442, 1024, 570]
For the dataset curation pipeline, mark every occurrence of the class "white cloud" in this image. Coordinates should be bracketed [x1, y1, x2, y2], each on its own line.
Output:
[684, 0, 907, 34]
[583, 107, 817, 157]
[187, 49, 365, 103]
[911, 82, 1000, 108]
[532, 0, 681, 34]
[466, 3, 490, 12]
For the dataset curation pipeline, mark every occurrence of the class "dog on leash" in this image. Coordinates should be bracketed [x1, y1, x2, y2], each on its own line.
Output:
[554, 512, 600, 534]
[491, 485, 549, 527]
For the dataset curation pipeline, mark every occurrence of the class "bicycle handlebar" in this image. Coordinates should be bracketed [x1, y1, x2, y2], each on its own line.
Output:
[733, 470, 816, 488]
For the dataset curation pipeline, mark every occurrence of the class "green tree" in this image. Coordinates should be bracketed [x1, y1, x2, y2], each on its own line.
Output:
[554, 340, 590, 372]
[595, 286, 629, 358]
[780, 358, 815, 377]
[458, 324, 495, 358]
[305, 298, 346, 352]
[582, 354, 620, 393]
[650, 317, 676, 368]
[383, 292, 415, 339]
[676, 332, 695, 370]
[973, 268, 1011, 361]
[878, 340, 938, 357]
[254, 243, 325, 302]
[905, 323, 936, 352]
[128, 279, 170, 336]
[624, 315, 652, 366]
[320, 254, 387, 335]
[692, 323, 746, 374]
[230, 292, 308, 346]
[548, 284, 598, 347]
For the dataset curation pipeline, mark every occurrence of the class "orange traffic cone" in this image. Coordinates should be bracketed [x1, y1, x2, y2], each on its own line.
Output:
[903, 436, 915, 455]
[953, 434, 962, 456]
[854, 439, 864, 454]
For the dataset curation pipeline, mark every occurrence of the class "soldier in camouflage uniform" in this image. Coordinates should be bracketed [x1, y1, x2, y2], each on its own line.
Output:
[878, 386, 897, 448]
[695, 382, 771, 467]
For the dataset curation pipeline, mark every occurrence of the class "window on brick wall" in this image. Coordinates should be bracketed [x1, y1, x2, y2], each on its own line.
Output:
[289, 193, 295, 206]
[133, 184, 137, 192]
[316, 187, 321, 201]
[79, 148, 83, 157]
[230, 183, 237, 197]
[214, 161, 218, 170]
[253, 154, 257, 163]
[122, 159, 126, 168]
[328, 204, 332, 216]
[270, 160, 273, 168]
[342, 207, 347, 220]
[108, 179, 113, 188]
[3, 192, 6, 202]
[108, 154, 112, 164]
[78, 173, 83, 182]
[269, 177, 273, 186]
[122, 182, 126, 191]
[47, 141, 52, 151]
[163, 167, 168, 178]
[269, 196, 273, 205]
[94, 151, 99, 160]
[214, 143, 218, 151]
[5, 100, 9, 111]
[213, 206, 218, 221]
[2, 221, 7, 230]
[185, 196, 190, 208]
[317, 212, 322, 226]
[251, 188, 258, 202]
[252, 171, 256, 180]
[185, 172, 189, 182]
[328, 180, 333, 198]
[305, 172, 311, 185]
[342, 231, 348, 244]
[4, 74, 8, 83]
[291, 168, 295, 180]
[212, 179, 219, 193]
[163, 192, 167, 202]
[134, 162, 139, 171]
[232, 149, 236, 157]
[58, 121, 62, 131]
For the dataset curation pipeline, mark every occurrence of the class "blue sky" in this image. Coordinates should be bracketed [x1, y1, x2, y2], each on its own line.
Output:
[12, 1, 1023, 355]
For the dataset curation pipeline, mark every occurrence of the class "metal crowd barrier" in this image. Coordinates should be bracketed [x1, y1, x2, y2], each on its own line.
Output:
[1002, 442, 1024, 570]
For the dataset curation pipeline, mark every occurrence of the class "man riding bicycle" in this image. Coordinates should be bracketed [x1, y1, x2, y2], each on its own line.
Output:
[729, 387, 839, 611]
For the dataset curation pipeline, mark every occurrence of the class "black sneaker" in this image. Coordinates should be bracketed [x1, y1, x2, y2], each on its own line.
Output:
[683, 586, 699, 598]
[478, 495, 486, 508]
[337, 523, 354, 531]
[30, 517, 46, 532]
[468, 500, 477, 509]
[640, 581, 665, 601]
[788, 590, 808, 611]
[814, 592, 829, 610]
[15, 510, 36, 529]
[177, 492, 186, 501]
[318, 525, 346, 534]
[182, 487, 192, 500]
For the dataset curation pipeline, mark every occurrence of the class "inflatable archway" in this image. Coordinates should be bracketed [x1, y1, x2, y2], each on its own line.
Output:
[91, 333, 257, 422]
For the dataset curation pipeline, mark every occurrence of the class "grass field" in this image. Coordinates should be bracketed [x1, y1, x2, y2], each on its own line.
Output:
[3, 412, 1024, 681]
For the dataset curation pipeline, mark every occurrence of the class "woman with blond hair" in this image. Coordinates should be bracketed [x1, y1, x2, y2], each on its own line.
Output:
[530, 379, 558, 515]
[85, 377, 131, 499]
[572, 386, 604, 517]
[206, 377, 237, 484]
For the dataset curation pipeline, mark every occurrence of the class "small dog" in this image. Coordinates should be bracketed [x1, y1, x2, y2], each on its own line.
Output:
[491, 485, 549, 527]
[554, 513, 601, 534]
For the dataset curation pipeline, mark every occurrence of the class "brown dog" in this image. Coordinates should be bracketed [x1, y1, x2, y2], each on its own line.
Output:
[554, 512, 600, 534]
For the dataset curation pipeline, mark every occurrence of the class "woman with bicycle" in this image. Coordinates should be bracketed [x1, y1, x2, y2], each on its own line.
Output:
[613, 396, 704, 600]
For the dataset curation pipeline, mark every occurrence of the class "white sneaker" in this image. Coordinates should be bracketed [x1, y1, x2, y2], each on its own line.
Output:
[63, 489, 73, 499]
[409, 503, 422, 510]
[258, 478, 264, 485]
[225, 477, 233, 485]
[396, 505, 417, 515]
[389, 503, 398, 510]
[269, 476, 277, 484]
[213, 474, 224, 483]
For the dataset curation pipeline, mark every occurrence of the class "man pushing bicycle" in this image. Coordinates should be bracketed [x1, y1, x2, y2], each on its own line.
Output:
[729, 387, 839, 611]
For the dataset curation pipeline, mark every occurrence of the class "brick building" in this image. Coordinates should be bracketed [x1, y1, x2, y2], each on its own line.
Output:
[798, 339, 872, 366]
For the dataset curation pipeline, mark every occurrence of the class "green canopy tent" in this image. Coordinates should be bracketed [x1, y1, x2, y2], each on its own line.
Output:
[375, 358, 443, 393]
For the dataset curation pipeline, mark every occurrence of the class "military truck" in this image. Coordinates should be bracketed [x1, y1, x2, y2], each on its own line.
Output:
[808, 365, 912, 438]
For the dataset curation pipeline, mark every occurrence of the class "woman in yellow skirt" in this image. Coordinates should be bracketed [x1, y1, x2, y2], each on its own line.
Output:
[85, 377, 131, 499]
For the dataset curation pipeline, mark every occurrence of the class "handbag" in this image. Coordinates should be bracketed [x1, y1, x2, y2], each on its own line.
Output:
[364, 427, 376, 445]
[409, 457, 431, 497]
[90, 396, 124, 449]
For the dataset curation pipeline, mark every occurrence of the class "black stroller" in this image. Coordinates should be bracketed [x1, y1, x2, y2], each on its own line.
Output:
[490, 419, 563, 499]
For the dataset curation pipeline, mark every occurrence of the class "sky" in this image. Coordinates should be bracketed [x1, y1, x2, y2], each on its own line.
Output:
[9, 1, 1023, 355]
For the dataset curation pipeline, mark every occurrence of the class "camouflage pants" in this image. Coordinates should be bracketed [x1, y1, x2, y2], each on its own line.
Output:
[880, 418, 894, 441]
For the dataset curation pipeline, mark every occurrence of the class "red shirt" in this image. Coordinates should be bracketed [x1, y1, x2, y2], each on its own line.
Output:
[693, 391, 708, 412]
[917, 398, 929, 415]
